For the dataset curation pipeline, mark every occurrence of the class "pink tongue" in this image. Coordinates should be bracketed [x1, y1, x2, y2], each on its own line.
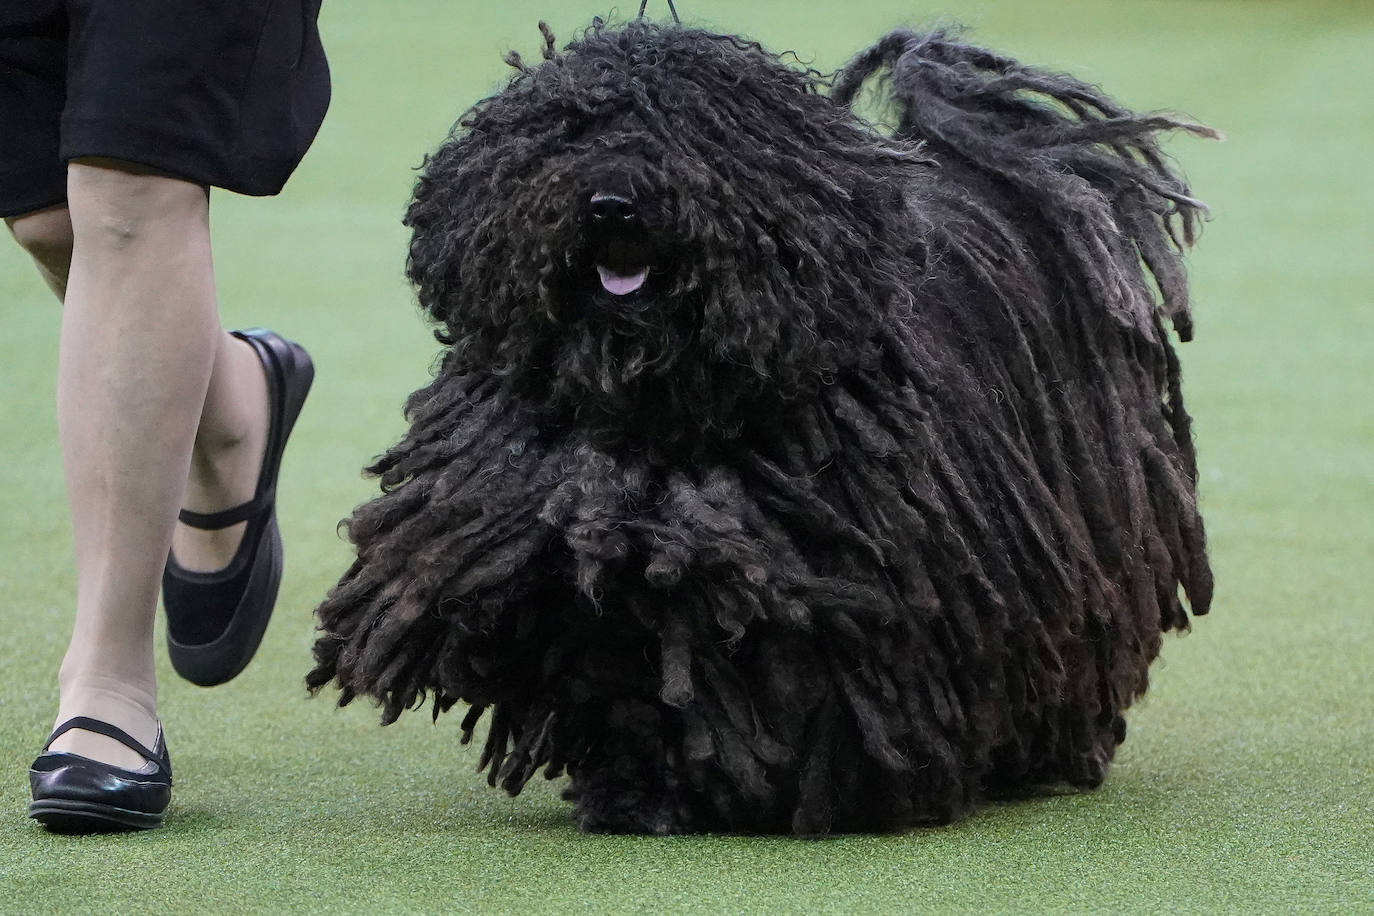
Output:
[597, 264, 649, 296]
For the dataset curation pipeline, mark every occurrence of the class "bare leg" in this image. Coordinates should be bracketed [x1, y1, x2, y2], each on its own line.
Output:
[8, 164, 271, 769]
[7, 205, 269, 575]
[46, 159, 265, 768]
[5, 204, 73, 299]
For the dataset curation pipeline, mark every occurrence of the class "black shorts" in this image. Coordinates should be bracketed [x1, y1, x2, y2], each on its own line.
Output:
[0, 0, 330, 218]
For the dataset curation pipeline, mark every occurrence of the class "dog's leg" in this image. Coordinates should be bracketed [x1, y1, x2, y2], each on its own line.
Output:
[563, 702, 699, 835]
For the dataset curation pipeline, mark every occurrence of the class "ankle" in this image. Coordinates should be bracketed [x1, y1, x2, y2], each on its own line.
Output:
[56, 667, 157, 714]
[187, 426, 256, 500]
[194, 413, 256, 456]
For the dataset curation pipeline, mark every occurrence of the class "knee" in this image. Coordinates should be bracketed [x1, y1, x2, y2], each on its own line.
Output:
[66, 158, 208, 249]
[6, 205, 74, 277]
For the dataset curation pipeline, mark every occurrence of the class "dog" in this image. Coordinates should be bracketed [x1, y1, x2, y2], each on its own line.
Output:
[308, 19, 1214, 835]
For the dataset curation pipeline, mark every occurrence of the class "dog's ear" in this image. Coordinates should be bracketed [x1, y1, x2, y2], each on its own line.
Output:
[403, 139, 472, 331]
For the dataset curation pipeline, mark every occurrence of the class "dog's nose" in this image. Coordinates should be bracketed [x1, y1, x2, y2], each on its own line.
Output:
[589, 193, 638, 225]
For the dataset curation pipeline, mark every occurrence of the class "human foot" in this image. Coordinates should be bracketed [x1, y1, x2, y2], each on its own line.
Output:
[47, 677, 159, 772]
[169, 333, 269, 573]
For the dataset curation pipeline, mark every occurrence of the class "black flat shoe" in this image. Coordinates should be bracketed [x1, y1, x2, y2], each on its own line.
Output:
[29, 717, 172, 832]
[163, 328, 314, 687]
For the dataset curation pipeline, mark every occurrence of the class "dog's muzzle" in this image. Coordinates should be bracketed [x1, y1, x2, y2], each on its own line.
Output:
[589, 192, 652, 296]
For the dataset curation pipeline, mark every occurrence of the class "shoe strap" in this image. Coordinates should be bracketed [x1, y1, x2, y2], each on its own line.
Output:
[45, 716, 163, 765]
[178, 492, 271, 530]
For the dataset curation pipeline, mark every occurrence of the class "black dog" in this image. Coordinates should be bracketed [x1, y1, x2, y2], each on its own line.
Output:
[309, 20, 1214, 835]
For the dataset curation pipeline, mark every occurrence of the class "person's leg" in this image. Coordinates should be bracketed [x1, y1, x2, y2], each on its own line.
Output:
[5, 203, 73, 299]
[43, 158, 266, 769]
[6, 201, 269, 575]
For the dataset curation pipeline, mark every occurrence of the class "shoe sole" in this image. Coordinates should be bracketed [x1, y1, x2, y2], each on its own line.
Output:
[29, 798, 164, 832]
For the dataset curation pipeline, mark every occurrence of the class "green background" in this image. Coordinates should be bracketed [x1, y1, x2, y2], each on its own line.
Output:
[1, 0, 1370, 912]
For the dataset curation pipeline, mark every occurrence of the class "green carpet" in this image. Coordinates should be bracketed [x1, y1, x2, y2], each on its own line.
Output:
[1, 1, 1370, 912]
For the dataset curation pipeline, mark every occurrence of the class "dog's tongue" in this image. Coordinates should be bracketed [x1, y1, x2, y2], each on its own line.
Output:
[597, 264, 649, 296]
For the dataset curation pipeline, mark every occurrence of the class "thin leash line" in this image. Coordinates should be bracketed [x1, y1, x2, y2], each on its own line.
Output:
[638, 0, 681, 24]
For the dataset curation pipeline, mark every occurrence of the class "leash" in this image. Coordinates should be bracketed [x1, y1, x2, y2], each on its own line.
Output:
[638, 0, 681, 24]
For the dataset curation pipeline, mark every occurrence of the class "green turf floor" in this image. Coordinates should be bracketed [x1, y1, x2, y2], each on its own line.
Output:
[1, 0, 1371, 912]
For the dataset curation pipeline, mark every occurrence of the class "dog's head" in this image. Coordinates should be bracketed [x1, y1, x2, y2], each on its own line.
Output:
[406, 20, 921, 442]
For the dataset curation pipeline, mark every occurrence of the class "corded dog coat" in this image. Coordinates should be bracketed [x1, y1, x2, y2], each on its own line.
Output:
[308, 21, 1214, 835]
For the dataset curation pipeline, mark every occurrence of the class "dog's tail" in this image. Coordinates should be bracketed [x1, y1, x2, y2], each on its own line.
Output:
[833, 29, 1217, 342]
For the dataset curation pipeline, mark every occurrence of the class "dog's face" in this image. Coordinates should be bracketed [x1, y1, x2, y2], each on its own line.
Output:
[407, 21, 919, 440]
